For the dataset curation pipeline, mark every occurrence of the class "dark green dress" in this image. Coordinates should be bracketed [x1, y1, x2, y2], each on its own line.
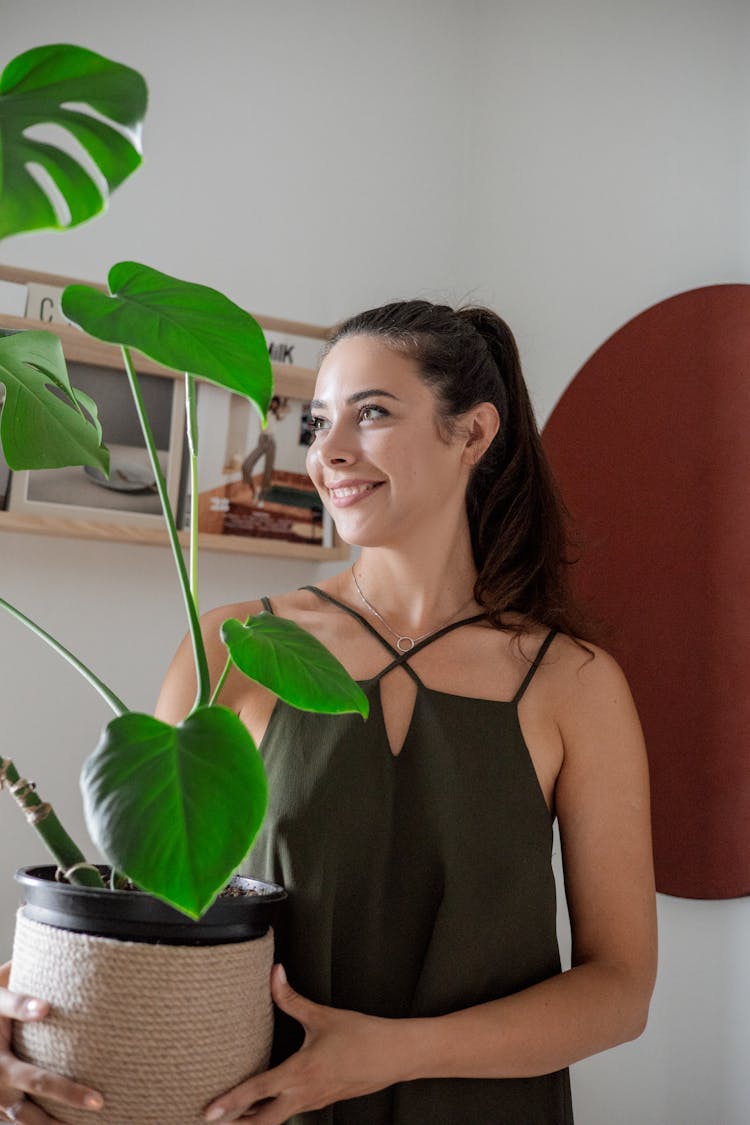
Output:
[249, 587, 573, 1124]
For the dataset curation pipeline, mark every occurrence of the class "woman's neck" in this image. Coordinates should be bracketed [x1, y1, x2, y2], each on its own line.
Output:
[350, 538, 479, 637]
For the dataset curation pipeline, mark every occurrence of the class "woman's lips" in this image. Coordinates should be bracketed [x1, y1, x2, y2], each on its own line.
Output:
[327, 480, 384, 508]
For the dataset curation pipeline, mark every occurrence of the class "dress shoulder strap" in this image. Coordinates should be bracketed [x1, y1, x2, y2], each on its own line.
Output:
[260, 596, 274, 614]
[512, 629, 559, 704]
[301, 585, 397, 653]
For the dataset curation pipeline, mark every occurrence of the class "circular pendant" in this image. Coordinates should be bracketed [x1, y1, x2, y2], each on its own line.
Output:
[396, 636, 415, 652]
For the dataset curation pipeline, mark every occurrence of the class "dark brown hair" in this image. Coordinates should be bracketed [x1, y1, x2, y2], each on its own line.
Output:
[326, 299, 590, 639]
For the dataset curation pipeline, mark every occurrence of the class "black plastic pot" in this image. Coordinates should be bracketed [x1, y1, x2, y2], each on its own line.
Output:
[15, 865, 285, 945]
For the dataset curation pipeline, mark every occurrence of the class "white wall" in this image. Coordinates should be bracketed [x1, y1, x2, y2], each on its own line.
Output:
[0, 0, 472, 321]
[1, 3, 748, 1122]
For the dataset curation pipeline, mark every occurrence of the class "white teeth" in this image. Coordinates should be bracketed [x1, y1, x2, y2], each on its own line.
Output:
[330, 483, 377, 498]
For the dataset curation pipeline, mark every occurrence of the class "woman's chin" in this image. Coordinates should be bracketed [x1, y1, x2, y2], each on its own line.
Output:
[329, 515, 384, 551]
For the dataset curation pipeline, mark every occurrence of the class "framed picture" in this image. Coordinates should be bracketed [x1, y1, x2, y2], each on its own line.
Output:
[8, 355, 186, 529]
[185, 382, 334, 548]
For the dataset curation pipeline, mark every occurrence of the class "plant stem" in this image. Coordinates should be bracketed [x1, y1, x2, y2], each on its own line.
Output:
[0, 598, 128, 716]
[209, 612, 253, 706]
[120, 346, 210, 708]
[0, 758, 105, 888]
[185, 373, 199, 611]
[208, 655, 232, 706]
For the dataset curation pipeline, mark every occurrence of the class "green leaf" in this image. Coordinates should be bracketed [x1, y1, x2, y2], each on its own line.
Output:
[81, 707, 268, 919]
[62, 262, 273, 421]
[0, 44, 147, 240]
[222, 614, 370, 717]
[0, 330, 108, 471]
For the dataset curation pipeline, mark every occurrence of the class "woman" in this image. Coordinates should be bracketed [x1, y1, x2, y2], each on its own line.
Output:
[0, 301, 657, 1124]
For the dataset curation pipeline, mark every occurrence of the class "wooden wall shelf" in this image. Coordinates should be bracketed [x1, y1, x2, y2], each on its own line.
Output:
[0, 510, 345, 561]
[0, 265, 348, 562]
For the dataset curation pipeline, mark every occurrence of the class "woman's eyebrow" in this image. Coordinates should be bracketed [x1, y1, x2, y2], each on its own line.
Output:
[309, 389, 400, 410]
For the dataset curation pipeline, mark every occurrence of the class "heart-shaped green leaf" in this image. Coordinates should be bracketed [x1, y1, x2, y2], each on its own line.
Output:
[81, 707, 268, 918]
[0, 44, 147, 240]
[0, 330, 108, 471]
[222, 614, 369, 717]
[62, 262, 273, 420]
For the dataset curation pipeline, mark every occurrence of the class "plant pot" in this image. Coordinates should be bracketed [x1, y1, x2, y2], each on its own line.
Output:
[9, 866, 286, 1125]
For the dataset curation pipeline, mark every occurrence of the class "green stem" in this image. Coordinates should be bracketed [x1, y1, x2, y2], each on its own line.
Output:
[120, 347, 210, 708]
[0, 758, 105, 888]
[185, 373, 199, 610]
[209, 613, 252, 706]
[208, 655, 232, 706]
[0, 597, 128, 716]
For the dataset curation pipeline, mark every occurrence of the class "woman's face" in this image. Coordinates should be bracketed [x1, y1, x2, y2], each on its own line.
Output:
[306, 335, 473, 549]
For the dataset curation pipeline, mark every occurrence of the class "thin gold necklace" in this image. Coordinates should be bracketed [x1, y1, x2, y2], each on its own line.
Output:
[351, 567, 475, 652]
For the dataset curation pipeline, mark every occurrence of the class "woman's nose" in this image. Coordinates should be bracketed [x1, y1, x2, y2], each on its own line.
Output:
[314, 420, 357, 465]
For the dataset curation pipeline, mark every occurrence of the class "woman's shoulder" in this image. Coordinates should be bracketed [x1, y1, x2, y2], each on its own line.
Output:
[535, 629, 640, 748]
[506, 618, 631, 706]
[199, 580, 344, 639]
[553, 632, 628, 691]
[547, 628, 629, 688]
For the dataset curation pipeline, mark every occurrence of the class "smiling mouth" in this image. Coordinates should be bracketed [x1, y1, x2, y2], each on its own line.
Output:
[328, 481, 384, 503]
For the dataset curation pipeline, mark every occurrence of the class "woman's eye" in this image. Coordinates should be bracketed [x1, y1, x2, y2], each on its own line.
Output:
[309, 416, 327, 432]
[358, 404, 388, 422]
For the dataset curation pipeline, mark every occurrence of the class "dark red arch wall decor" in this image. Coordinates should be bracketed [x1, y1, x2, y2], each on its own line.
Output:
[542, 285, 750, 899]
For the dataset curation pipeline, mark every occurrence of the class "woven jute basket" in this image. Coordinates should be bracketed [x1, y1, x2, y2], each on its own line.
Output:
[10, 909, 274, 1125]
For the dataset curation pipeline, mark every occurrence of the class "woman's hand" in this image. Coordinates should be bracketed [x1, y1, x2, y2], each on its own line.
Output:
[203, 965, 406, 1124]
[0, 964, 104, 1124]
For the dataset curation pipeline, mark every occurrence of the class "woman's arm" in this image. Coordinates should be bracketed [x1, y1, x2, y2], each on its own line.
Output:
[201, 644, 657, 1122]
[155, 600, 267, 724]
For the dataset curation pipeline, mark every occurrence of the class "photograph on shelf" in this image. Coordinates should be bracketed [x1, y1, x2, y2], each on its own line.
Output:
[185, 382, 333, 548]
[8, 361, 186, 528]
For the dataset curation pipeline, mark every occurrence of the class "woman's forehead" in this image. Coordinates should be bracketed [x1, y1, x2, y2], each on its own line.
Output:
[314, 335, 425, 401]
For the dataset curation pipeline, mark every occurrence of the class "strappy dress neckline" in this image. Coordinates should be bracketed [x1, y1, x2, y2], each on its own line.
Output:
[261, 586, 558, 705]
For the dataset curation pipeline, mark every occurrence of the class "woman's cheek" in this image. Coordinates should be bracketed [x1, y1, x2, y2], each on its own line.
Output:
[305, 444, 320, 484]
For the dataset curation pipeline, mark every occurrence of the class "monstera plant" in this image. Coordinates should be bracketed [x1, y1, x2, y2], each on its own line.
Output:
[0, 43, 367, 921]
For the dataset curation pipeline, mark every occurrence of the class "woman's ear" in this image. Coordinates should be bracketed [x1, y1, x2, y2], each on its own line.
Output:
[462, 402, 500, 465]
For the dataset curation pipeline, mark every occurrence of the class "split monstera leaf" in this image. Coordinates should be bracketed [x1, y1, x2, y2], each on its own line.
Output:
[0, 45, 367, 918]
[0, 43, 146, 239]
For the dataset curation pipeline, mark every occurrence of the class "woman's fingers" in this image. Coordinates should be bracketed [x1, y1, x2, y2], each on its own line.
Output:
[0, 966, 103, 1116]
[13, 1099, 67, 1124]
[0, 996, 47, 1025]
[204, 967, 322, 1122]
[268, 964, 316, 1026]
[0, 968, 47, 1026]
[204, 1066, 293, 1122]
[0, 1057, 103, 1115]
[2, 1098, 73, 1125]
